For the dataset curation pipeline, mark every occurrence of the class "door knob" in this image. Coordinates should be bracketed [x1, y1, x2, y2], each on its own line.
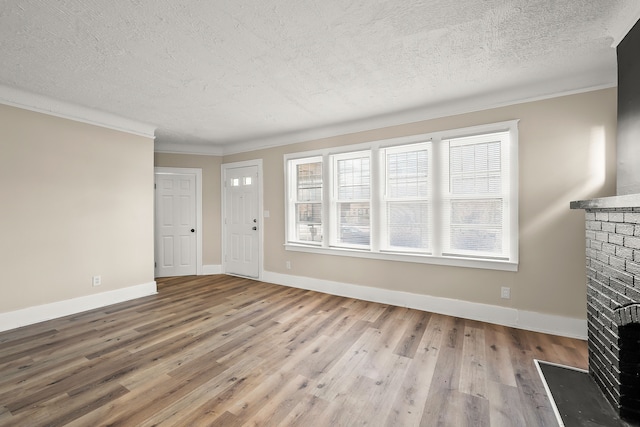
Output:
[191, 229, 195, 232]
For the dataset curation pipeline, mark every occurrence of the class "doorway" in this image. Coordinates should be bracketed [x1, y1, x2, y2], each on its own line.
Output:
[154, 167, 202, 277]
[222, 160, 262, 278]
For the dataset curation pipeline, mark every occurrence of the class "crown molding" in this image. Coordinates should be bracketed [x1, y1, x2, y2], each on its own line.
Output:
[218, 81, 616, 156]
[0, 85, 156, 139]
[154, 140, 224, 156]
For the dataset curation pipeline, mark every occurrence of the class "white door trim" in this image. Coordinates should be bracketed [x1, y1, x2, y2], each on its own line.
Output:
[221, 159, 263, 279]
[154, 167, 203, 275]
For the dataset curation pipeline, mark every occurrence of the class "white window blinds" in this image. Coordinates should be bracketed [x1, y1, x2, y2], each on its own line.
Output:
[332, 151, 371, 247]
[441, 132, 510, 259]
[381, 143, 431, 252]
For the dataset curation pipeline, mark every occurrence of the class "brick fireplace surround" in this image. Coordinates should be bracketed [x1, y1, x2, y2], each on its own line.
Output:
[572, 194, 640, 422]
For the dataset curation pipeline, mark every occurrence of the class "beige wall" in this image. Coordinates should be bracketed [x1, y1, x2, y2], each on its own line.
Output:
[0, 104, 155, 313]
[3, 88, 613, 323]
[223, 88, 617, 320]
[154, 153, 222, 266]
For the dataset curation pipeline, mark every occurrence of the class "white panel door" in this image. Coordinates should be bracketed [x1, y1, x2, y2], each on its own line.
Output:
[155, 172, 197, 277]
[224, 165, 259, 278]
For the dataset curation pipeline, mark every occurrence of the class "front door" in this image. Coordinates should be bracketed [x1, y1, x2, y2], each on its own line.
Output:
[155, 171, 197, 277]
[224, 165, 260, 278]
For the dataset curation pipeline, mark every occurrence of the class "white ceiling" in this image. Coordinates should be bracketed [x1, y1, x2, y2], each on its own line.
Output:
[1, 1, 639, 154]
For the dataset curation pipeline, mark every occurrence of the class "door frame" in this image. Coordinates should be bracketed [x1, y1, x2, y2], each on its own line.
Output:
[154, 167, 203, 276]
[221, 159, 263, 279]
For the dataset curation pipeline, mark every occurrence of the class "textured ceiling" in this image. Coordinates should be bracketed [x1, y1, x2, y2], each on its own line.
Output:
[0, 0, 639, 153]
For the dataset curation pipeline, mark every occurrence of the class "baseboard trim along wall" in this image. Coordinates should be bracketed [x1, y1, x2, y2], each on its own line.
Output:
[262, 271, 587, 340]
[202, 265, 223, 275]
[0, 273, 587, 339]
[0, 281, 157, 333]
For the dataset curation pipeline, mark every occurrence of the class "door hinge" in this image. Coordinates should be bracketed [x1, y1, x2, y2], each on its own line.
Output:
[154, 262, 156, 268]
[154, 183, 156, 189]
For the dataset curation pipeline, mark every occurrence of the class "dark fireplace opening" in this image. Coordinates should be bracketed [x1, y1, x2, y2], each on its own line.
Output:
[619, 321, 640, 421]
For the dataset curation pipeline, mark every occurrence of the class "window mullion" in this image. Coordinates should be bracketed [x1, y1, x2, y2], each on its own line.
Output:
[322, 153, 331, 248]
[370, 147, 381, 252]
[431, 138, 443, 257]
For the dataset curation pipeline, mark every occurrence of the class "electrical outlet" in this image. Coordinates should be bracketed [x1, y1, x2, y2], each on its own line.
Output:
[501, 286, 510, 299]
[92, 275, 101, 286]
[286, 261, 291, 270]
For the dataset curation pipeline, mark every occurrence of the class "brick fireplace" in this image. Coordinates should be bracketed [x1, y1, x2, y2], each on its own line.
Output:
[568, 15, 640, 423]
[571, 195, 640, 422]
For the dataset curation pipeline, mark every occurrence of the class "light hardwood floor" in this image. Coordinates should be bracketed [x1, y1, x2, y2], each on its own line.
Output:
[0, 275, 587, 426]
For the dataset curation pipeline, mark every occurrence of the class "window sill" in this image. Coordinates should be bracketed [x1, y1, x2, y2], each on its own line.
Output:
[284, 243, 518, 272]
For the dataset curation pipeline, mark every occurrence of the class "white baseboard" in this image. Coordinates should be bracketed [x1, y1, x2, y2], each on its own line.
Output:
[0, 281, 157, 333]
[202, 265, 223, 275]
[0, 273, 587, 339]
[516, 311, 587, 340]
[262, 271, 587, 340]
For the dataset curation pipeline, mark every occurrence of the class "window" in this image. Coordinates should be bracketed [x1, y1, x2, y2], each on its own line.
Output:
[381, 143, 431, 252]
[284, 120, 518, 271]
[332, 151, 371, 248]
[287, 157, 323, 243]
[442, 133, 510, 259]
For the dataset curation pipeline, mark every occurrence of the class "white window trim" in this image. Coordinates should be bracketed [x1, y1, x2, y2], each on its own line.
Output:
[284, 120, 519, 272]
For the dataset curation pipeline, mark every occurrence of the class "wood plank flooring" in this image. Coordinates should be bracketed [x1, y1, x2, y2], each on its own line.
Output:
[0, 275, 588, 426]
